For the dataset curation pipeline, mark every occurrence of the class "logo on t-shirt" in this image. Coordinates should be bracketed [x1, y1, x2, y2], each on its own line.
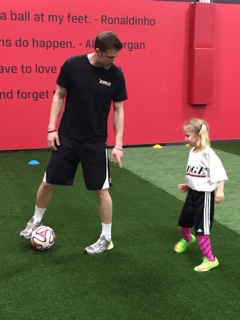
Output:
[99, 79, 112, 87]
[186, 165, 208, 178]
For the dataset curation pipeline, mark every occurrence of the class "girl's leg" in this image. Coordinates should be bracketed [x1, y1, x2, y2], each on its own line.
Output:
[178, 226, 193, 242]
[194, 235, 219, 272]
[197, 235, 214, 261]
[174, 226, 196, 253]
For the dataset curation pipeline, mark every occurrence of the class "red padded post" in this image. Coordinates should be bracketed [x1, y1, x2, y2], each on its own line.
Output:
[188, 3, 215, 105]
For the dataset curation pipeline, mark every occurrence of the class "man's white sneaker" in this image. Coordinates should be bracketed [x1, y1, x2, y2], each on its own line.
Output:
[19, 218, 42, 239]
[85, 235, 114, 255]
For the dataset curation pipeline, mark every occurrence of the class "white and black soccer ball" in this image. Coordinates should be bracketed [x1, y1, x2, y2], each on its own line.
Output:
[31, 226, 56, 250]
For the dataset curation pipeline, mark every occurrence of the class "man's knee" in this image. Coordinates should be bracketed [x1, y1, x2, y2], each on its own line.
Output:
[40, 181, 54, 192]
[96, 189, 110, 199]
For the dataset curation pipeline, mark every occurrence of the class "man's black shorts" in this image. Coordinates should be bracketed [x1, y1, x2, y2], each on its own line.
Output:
[43, 135, 112, 190]
[178, 188, 215, 235]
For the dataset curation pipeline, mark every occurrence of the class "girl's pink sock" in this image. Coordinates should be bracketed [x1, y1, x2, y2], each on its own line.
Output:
[178, 226, 192, 242]
[197, 235, 215, 261]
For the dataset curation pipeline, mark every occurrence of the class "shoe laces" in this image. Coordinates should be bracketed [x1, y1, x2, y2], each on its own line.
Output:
[26, 220, 40, 230]
[96, 237, 110, 247]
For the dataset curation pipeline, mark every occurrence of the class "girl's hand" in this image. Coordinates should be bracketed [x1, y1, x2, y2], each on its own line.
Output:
[215, 190, 224, 203]
[215, 180, 225, 203]
[178, 184, 189, 193]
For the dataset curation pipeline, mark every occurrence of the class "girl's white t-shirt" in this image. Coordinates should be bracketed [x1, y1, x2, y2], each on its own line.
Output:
[185, 147, 228, 192]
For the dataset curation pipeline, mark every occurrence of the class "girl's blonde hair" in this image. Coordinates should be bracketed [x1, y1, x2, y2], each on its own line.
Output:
[184, 118, 210, 150]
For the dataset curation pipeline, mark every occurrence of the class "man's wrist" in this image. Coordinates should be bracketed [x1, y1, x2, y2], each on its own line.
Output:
[114, 146, 123, 151]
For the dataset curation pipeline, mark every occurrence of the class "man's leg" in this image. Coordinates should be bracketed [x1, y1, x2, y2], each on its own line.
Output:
[97, 189, 113, 241]
[97, 189, 112, 224]
[85, 189, 114, 255]
[36, 181, 54, 209]
[20, 182, 54, 238]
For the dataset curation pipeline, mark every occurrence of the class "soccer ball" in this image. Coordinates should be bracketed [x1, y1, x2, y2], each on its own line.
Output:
[31, 226, 56, 250]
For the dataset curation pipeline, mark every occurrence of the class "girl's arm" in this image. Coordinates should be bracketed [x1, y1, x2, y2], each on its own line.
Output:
[178, 184, 189, 193]
[215, 180, 225, 203]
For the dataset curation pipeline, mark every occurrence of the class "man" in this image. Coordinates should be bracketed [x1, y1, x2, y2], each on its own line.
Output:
[20, 31, 128, 255]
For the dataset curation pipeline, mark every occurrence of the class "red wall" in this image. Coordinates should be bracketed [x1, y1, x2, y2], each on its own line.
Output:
[0, 0, 240, 150]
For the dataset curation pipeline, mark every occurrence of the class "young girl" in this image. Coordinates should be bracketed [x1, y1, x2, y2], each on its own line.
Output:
[174, 118, 228, 272]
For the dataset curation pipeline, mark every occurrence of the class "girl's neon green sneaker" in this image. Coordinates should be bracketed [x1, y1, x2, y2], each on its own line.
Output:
[174, 235, 196, 253]
[194, 257, 219, 272]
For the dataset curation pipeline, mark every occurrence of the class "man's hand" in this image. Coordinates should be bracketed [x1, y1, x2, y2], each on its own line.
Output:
[111, 147, 124, 168]
[48, 131, 60, 151]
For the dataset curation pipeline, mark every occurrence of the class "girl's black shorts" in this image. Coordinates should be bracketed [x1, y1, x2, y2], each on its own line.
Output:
[178, 188, 215, 235]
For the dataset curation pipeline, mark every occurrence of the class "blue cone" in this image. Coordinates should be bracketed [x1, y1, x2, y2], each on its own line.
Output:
[28, 160, 40, 165]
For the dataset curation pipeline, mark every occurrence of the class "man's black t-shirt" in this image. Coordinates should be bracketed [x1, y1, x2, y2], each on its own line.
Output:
[57, 54, 128, 143]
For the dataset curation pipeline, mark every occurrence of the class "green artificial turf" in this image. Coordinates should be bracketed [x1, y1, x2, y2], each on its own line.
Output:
[211, 140, 240, 156]
[0, 145, 240, 320]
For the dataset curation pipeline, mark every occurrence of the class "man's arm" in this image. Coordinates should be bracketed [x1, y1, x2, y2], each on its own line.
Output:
[48, 85, 66, 150]
[111, 101, 124, 168]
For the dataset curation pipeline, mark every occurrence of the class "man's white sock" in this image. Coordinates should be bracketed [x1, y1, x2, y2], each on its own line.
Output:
[100, 223, 112, 241]
[33, 205, 46, 223]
